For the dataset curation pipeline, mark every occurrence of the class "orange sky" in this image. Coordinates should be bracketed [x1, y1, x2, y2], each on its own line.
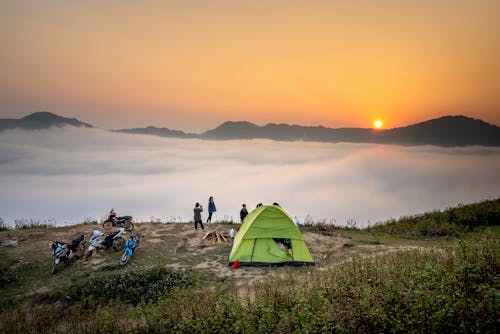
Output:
[1, 1, 499, 132]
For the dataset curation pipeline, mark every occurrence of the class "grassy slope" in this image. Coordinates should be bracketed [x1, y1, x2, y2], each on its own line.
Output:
[0, 199, 498, 332]
[0, 222, 414, 302]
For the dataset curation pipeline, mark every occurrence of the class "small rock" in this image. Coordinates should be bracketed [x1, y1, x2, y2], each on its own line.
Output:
[1, 238, 18, 247]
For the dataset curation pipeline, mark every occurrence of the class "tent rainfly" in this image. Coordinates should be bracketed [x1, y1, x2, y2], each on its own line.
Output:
[228, 205, 315, 266]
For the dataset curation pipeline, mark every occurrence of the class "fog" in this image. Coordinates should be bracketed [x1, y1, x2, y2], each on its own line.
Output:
[1, 127, 499, 228]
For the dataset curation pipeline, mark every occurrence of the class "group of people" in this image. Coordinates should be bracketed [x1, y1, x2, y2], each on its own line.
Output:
[192, 196, 250, 231]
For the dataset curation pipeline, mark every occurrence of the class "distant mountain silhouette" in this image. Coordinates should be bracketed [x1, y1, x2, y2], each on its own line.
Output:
[115, 126, 197, 139]
[0, 112, 92, 131]
[3, 112, 499, 147]
[199, 116, 500, 147]
[201, 121, 377, 143]
[378, 116, 500, 146]
[201, 121, 262, 139]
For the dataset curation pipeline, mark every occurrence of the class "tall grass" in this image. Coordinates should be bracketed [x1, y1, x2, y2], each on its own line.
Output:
[68, 267, 196, 307]
[2, 237, 497, 333]
[6, 218, 56, 230]
[370, 198, 500, 239]
[0, 218, 8, 231]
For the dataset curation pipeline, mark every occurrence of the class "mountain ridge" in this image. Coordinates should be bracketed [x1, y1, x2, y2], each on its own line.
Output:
[196, 116, 500, 146]
[0, 111, 92, 131]
[1, 112, 499, 147]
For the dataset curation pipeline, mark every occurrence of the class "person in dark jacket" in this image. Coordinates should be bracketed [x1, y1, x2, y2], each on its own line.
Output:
[193, 203, 204, 230]
[240, 204, 248, 223]
[207, 196, 216, 223]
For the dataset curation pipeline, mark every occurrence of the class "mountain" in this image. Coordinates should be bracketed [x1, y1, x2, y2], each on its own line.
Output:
[201, 121, 262, 139]
[199, 116, 500, 147]
[378, 115, 500, 146]
[201, 121, 374, 142]
[0, 112, 92, 131]
[114, 126, 197, 139]
[3, 112, 499, 147]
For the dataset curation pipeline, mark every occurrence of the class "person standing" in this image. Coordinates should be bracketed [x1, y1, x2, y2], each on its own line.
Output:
[207, 196, 216, 223]
[194, 203, 204, 230]
[240, 204, 248, 223]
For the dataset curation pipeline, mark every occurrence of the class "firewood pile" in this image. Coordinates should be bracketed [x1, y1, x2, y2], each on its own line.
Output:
[201, 228, 228, 245]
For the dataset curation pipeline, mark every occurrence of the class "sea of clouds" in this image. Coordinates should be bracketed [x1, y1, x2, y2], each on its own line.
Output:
[0, 127, 499, 227]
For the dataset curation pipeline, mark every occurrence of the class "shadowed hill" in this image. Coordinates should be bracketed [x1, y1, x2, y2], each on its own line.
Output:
[3, 112, 499, 147]
[114, 126, 197, 138]
[199, 115, 500, 147]
[201, 121, 262, 139]
[378, 115, 500, 146]
[0, 111, 92, 131]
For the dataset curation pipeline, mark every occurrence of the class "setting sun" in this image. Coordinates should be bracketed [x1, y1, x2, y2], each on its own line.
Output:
[374, 120, 384, 129]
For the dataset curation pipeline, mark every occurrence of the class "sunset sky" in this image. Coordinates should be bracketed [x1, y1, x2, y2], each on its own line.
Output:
[1, 1, 499, 132]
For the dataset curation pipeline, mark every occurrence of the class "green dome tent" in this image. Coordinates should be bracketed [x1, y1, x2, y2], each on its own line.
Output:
[228, 205, 315, 266]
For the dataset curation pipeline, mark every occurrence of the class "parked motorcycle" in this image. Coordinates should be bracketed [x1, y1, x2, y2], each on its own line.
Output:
[103, 209, 134, 231]
[120, 233, 143, 266]
[50, 234, 85, 274]
[85, 228, 125, 261]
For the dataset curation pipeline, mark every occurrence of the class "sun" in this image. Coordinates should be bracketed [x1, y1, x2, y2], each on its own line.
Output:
[374, 120, 384, 129]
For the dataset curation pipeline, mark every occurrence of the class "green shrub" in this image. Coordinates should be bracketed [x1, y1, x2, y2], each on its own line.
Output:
[371, 198, 500, 239]
[0, 260, 22, 289]
[68, 267, 195, 307]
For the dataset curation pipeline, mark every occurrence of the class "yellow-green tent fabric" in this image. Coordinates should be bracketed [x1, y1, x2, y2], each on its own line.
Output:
[228, 205, 315, 266]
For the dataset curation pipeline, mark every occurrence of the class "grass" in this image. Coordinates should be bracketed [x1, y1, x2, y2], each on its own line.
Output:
[370, 198, 500, 239]
[1, 237, 497, 333]
[0, 199, 498, 333]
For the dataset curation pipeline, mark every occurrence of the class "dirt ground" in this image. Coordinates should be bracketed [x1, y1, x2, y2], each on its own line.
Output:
[0, 222, 429, 301]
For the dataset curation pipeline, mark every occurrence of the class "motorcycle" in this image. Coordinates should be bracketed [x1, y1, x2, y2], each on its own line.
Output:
[103, 209, 134, 231]
[50, 234, 86, 274]
[85, 228, 125, 261]
[120, 233, 143, 266]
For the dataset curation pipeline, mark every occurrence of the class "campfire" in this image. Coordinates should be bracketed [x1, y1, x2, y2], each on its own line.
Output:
[201, 228, 228, 245]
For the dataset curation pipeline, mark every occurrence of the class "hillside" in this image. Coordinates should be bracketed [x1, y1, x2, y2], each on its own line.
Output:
[114, 126, 197, 138]
[201, 116, 500, 146]
[379, 115, 500, 146]
[0, 199, 498, 332]
[4, 112, 499, 147]
[0, 112, 92, 131]
[126, 115, 500, 147]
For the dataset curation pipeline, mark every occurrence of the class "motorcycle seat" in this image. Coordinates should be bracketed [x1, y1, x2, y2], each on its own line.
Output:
[69, 235, 84, 250]
[52, 241, 65, 250]
[107, 230, 121, 239]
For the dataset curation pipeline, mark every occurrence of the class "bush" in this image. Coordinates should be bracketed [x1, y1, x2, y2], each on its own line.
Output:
[68, 267, 195, 307]
[0, 260, 22, 289]
[371, 198, 500, 239]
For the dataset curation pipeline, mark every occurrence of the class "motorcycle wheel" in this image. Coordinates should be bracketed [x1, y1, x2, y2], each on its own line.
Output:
[74, 242, 86, 259]
[103, 221, 112, 230]
[125, 220, 134, 232]
[85, 250, 93, 261]
[120, 252, 130, 266]
[113, 237, 125, 250]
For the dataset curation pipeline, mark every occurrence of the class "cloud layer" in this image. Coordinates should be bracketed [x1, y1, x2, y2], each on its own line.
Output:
[0, 127, 499, 227]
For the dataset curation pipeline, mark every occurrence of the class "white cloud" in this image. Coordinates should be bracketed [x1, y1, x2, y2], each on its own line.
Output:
[0, 127, 499, 227]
